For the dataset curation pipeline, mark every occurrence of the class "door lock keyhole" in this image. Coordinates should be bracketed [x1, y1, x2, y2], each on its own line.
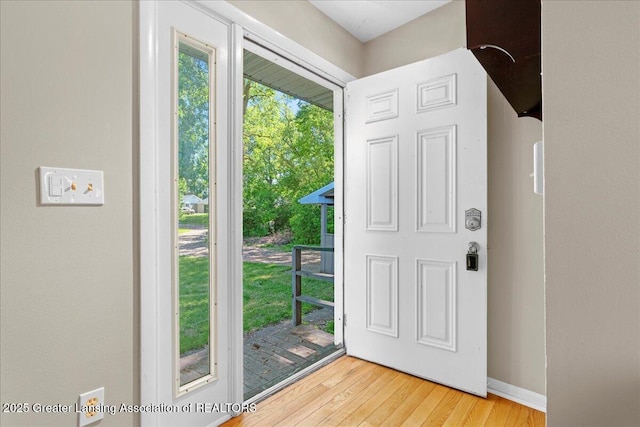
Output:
[465, 208, 481, 231]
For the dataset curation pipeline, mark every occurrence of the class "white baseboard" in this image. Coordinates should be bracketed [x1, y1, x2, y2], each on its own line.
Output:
[487, 377, 546, 413]
[210, 414, 231, 427]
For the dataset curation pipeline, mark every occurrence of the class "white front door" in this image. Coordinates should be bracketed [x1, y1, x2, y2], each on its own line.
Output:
[344, 48, 488, 396]
[140, 1, 241, 425]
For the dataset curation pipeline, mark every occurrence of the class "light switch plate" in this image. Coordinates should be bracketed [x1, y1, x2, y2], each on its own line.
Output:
[39, 167, 104, 205]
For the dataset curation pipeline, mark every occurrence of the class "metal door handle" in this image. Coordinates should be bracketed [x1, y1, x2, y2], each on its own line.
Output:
[467, 242, 479, 271]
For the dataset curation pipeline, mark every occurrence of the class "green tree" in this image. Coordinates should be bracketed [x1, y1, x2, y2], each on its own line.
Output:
[243, 80, 294, 235]
[242, 79, 334, 243]
[283, 103, 334, 243]
[178, 50, 210, 199]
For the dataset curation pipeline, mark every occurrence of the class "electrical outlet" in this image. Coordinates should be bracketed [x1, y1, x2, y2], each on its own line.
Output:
[78, 387, 104, 426]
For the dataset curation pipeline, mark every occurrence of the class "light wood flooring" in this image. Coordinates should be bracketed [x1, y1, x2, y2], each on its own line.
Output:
[223, 356, 545, 426]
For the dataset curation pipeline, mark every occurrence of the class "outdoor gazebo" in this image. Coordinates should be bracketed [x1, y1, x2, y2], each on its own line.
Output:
[298, 182, 334, 274]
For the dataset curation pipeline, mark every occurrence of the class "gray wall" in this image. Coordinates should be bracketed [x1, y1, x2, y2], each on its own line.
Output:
[363, 1, 467, 76]
[0, 1, 138, 426]
[543, 1, 640, 425]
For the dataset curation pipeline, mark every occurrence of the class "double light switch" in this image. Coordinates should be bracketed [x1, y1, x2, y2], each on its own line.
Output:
[39, 167, 104, 205]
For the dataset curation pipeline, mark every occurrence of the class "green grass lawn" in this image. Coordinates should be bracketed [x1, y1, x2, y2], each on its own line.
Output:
[178, 257, 333, 354]
[179, 256, 210, 354]
[179, 213, 208, 227]
[243, 262, 333, 333]
[258, 242, 295, 253]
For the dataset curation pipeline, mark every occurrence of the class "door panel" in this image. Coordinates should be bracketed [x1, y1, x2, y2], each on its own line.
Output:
[416, 125, 456, 233]
[366, 254, 399, 337]
[366, 136, 398, 231]
[416, 259, 457, 351]
[344, 48, 487, 396]
[141, 2, 236, 425]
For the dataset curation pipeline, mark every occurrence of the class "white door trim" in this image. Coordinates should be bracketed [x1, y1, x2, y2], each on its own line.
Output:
[140, 1, 241, 424]
[192, 1, 356, 86]
[141, 0, 354, 415]
[228, 21, 245, 408]
[139, 2, 160, 421]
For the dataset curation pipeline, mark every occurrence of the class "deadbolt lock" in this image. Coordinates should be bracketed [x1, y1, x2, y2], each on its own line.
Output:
[465, 208, 481, 231]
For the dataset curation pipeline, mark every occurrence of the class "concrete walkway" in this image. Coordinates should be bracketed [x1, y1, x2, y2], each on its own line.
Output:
[179, 228, 321, 266]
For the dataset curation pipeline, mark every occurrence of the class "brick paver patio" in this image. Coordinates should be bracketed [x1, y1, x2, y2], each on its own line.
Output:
[243, 307, 339, 399]
[179, 308, 340, 399]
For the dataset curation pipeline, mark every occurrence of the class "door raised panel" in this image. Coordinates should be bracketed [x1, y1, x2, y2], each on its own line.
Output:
[416, 259, 457, 352]
[366, 136, 398, 231]
[416, 125, 457, 233]
[366, 89, 399, 123]
[366, 255, 399, 337]
[416, 74, 457, 113]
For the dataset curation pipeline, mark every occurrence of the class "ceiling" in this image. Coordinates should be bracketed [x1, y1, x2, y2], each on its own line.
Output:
[244, 50, 334, 111]
[308, 0, 451, 42]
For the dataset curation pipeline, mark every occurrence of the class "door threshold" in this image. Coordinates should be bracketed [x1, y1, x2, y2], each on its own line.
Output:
[244, 347, 345, 405]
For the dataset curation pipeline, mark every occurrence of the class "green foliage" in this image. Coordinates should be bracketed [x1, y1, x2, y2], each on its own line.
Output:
[290, 204, 321, 244]
[243, 82, 293, 236]
[178, 50, 210, 199]
[178, 177, 188, 209]
[243, 80, 334, 243]
[178, 58, 334, 242]
[325, 320, 335, 335]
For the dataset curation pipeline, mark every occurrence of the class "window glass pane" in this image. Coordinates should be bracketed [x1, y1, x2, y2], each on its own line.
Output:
[177, 41, 211, 387]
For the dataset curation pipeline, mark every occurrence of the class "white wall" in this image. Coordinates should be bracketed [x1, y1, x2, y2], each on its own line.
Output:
[0, 1, 138, 426]
[362, 0, 546, 395]
[543, 1, 640, 425]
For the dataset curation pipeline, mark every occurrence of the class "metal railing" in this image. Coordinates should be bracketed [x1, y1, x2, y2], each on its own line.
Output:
[291, 245, 334, 326]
